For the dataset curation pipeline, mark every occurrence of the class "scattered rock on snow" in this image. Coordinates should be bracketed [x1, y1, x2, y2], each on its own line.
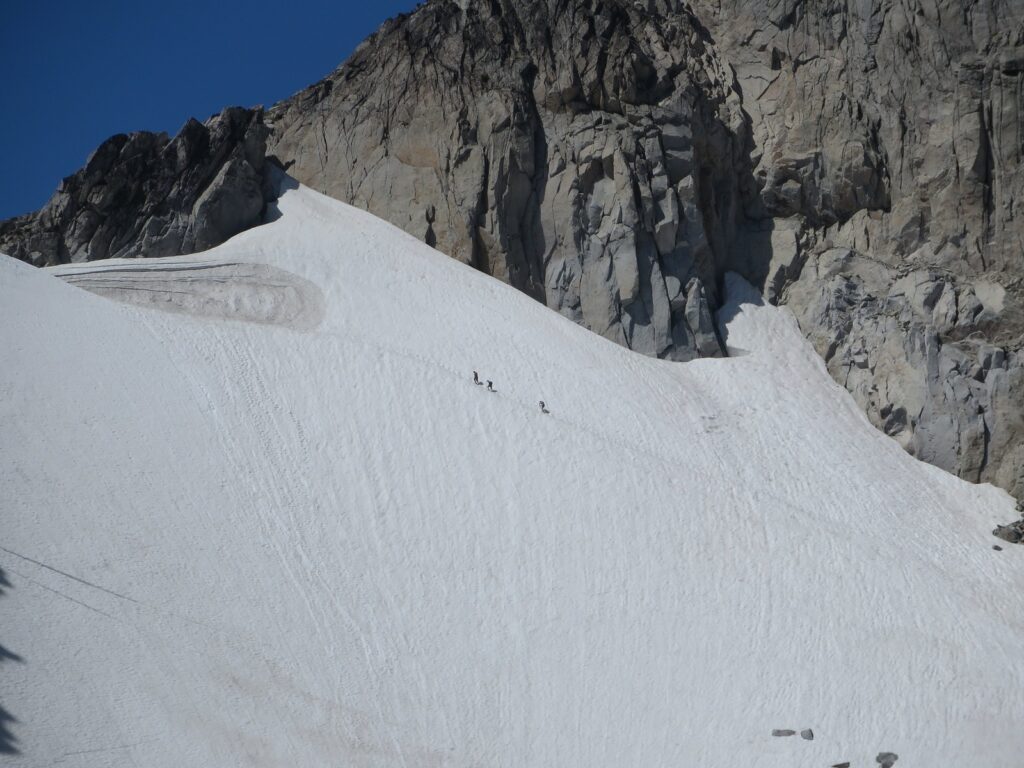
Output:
[800, 728, 814, 740]
[877, 751, 899, 767]
[993, 519, 1024, 544]
[771, 729, 796, 737]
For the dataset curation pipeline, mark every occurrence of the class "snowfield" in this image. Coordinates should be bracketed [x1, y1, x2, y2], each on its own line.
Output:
[2, 177, 1023, 767]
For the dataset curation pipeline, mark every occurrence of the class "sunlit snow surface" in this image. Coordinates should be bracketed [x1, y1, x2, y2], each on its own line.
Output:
[2, 179, 1022, 767]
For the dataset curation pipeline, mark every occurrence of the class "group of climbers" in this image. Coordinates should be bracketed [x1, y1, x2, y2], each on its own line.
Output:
[473, 371, 550, 415]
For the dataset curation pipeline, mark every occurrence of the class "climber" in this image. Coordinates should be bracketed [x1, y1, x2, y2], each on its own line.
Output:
[539, 401, 550, 414]
[473, 371, 482, 385]
[487, 380, 495, 392]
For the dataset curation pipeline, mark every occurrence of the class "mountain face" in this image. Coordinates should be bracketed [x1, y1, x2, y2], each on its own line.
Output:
[267, 0, 752, 363]
[693, 0, 1024, 498]
[1, 0, 1022, 499]
[3, 179, 1022, 766]
[0, 108, 274, 264]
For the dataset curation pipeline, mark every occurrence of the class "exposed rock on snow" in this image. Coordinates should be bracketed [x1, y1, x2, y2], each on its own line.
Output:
[993, 518, 1024, 544]
[783, 249, 1024, 499]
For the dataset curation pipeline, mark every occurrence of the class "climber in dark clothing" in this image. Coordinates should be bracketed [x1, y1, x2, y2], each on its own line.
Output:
[487, 380, 495, 392]
[473, 371, 482, 385]
[539, 401, 549, 414]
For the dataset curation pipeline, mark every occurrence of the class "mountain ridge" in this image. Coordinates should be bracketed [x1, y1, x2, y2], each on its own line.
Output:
[3, 176, 1022, 765]
[2, 0, 1022, 499]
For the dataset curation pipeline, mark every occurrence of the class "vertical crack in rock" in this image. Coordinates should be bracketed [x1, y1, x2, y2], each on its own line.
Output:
[266, 0, 761, 361]
[694, 0, 1024, 499]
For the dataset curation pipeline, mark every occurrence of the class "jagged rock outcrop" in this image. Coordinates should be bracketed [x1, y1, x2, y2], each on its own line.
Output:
[264, 0, 1024, 495]
[690, 0, 1024, 497]
[0, 107, 275, 266]
[266, 0, 759, 360]
[784, 248, 1023, 496]
[1, 0, 1021, 498]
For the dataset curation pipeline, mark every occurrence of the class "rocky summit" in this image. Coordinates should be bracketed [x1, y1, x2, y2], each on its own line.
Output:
[0, 107, 274, 265]
[2, 0, 1022, 500]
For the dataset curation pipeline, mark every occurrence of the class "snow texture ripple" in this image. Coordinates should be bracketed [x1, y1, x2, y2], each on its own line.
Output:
[1, 180, 1022, 767]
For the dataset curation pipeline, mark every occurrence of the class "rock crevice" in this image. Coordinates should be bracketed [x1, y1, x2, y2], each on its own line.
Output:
[267, 0, 755, 360]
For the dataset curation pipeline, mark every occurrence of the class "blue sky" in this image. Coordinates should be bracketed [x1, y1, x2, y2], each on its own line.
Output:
[0, 0, 418, 220]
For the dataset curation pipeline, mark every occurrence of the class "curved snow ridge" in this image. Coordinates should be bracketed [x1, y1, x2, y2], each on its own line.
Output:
[49, 260, 325, 331]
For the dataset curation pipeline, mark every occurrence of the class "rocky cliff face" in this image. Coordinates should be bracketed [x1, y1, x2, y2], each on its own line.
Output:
[690, 0, 1024, 497]
[1, 0, 1022, 499]
[0, 107, 274, 266]
[268, 0, 761, 361]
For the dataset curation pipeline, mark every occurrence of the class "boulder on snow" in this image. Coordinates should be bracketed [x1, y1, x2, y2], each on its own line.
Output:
[993, 520, 1024, 544]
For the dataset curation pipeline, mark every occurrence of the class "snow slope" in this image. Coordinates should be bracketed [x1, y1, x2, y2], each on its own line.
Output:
[2, 178, 1022, 767]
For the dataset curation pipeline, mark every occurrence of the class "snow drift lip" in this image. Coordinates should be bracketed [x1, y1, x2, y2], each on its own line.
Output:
[50, 260, 325, 331]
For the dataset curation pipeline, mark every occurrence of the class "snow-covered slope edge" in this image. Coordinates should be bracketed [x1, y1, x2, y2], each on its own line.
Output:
[1, 180, 1022, 767]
